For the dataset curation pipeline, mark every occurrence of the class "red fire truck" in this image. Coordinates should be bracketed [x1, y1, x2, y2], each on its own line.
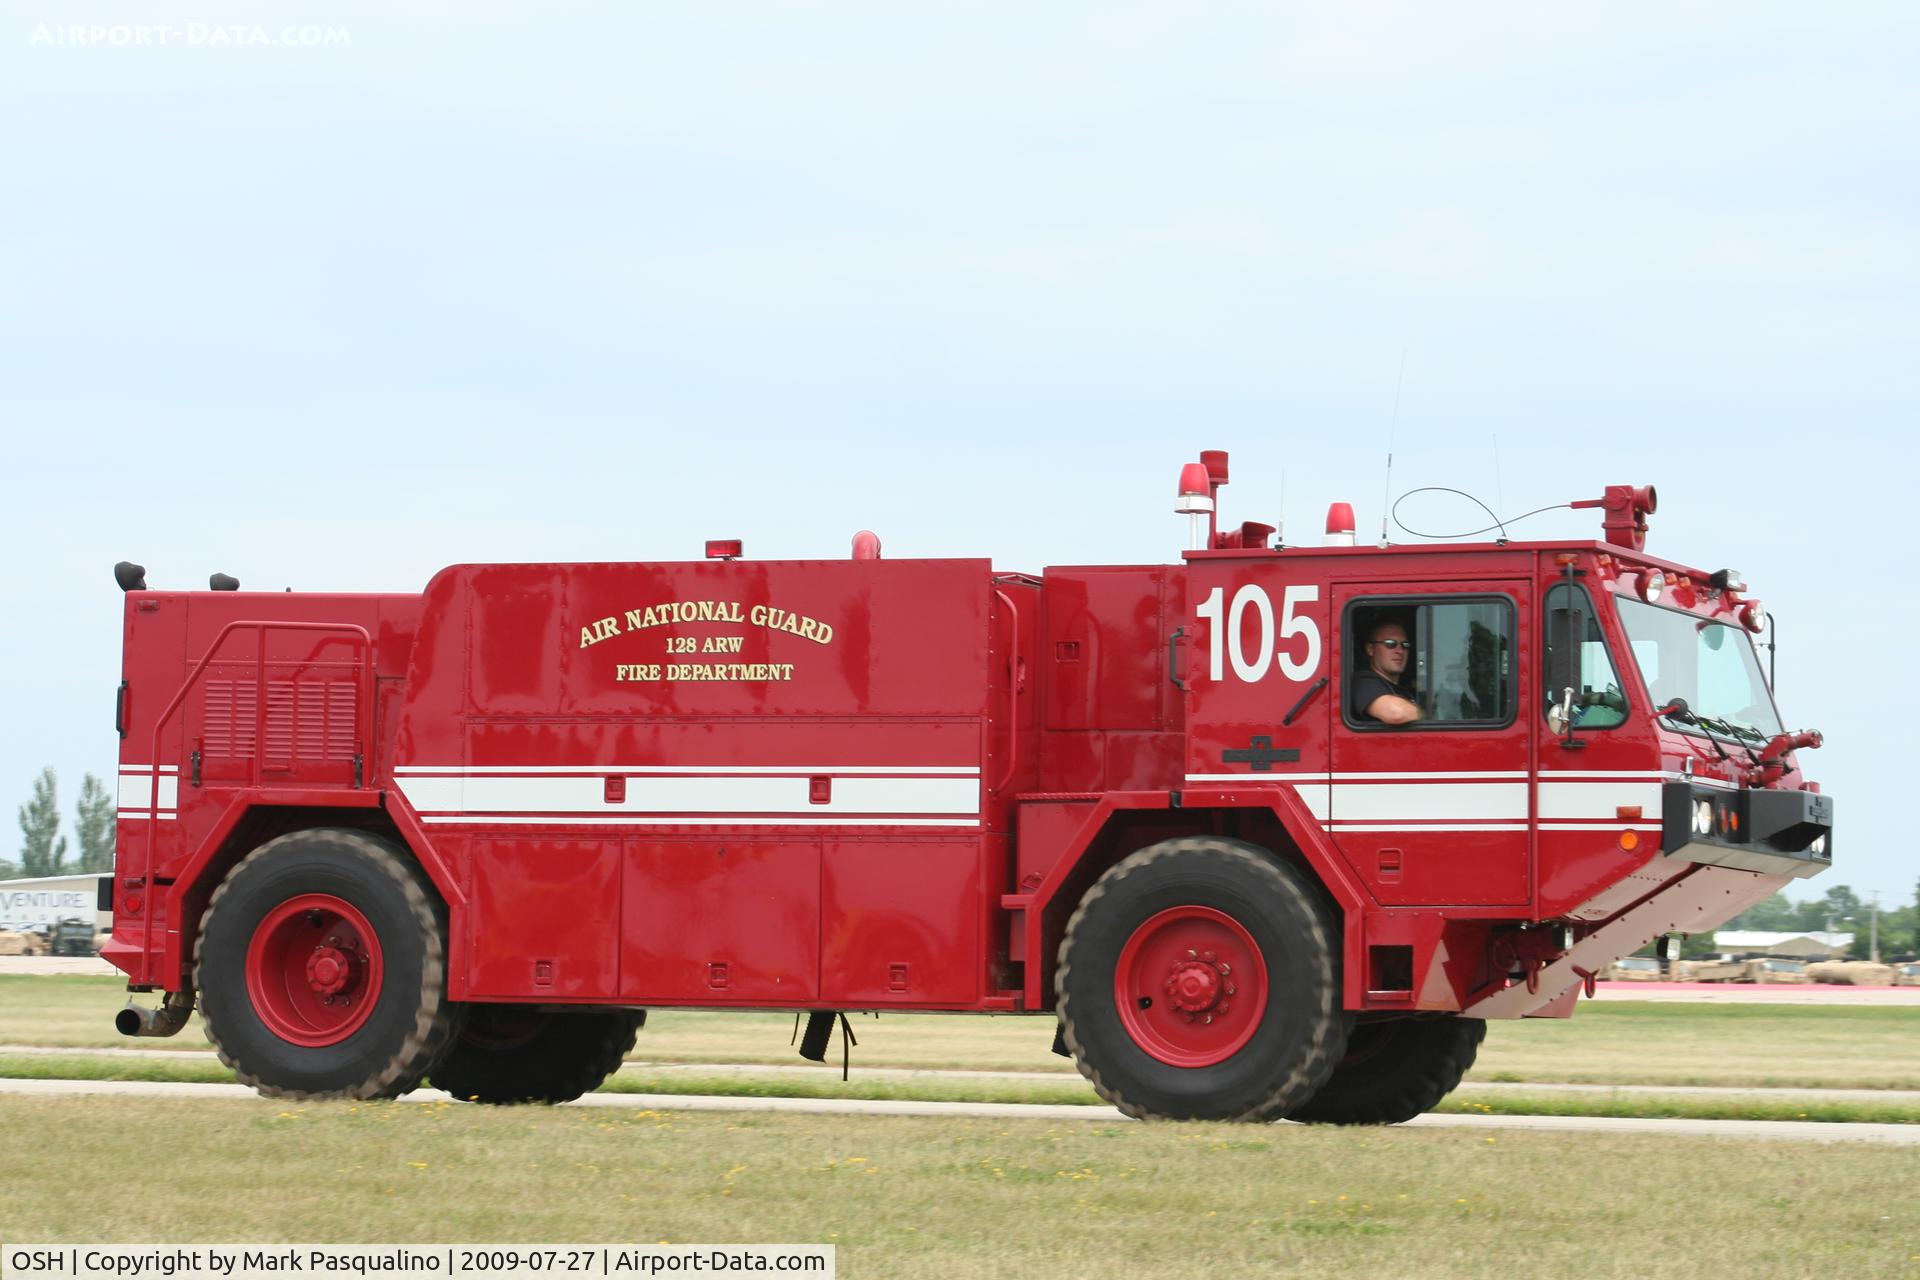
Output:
[106, 452, 1832, 1122]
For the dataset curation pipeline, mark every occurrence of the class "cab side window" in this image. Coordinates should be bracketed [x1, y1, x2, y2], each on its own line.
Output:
[1345, 597, 1515, 729]
[1543, 583, 1627, 729]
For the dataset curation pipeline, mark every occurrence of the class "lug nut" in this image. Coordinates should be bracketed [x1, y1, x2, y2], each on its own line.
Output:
[1218, 964, 1231, 976]
[1203, 950, 1216, 962]
[1224, 983, 1236, 996]
[1203, 1014, 1214, 1025]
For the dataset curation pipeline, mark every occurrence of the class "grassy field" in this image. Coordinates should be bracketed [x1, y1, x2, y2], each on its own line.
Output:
[3, 1095, 1916, 1279]
[9, 1056, 1920, 1126]
[11, 975, 1918, 1091]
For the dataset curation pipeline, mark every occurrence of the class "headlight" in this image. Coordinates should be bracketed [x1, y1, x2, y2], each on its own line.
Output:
[1641, 570, 1666, 603]
[1809, 834, 1828, 855]
[1692, 799, 1714, 835]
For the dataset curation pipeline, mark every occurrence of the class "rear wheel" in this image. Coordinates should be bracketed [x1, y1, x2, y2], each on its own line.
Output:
[195, 828, 461, 1100]
[1286, 1014, 1485, 1125]
[1056, 836, 1347, 1121]
[431, 1005, 645, 1104]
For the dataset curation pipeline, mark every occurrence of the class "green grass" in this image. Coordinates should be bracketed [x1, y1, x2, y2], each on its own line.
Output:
[1468, 1000, 1920, 1089]
[9, 1056, 1920, 1126]
[1439, 1091, 1920, 1126]
[13, 974, 1918, 1090]
[10, 973, 1919, 1125]
[2, 1096, 1915, 1278]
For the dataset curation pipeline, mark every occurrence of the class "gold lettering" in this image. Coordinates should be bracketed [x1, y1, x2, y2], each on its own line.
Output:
[586, 602, 833, 650]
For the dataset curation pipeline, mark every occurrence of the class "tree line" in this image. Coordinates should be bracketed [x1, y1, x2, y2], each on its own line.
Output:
[7, 767, 115, 878]
[1713, 881, 1919, 960]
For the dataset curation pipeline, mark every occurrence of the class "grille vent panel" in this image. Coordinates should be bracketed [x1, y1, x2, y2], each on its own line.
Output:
[202, 677, 357, 768]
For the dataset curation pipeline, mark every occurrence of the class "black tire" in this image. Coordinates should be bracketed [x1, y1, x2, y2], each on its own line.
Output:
[1055, 836, 1348, 1121]
[430, 1005, 645, 1104]
[1287, 1014, 1486, 1125]
[195, 827, 462, 1100]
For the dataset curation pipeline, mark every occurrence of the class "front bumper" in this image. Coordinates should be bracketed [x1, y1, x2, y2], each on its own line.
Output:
[1660, 781, 1833, 879]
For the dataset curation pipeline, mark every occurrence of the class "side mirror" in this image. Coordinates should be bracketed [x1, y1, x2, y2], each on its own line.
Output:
[1546, 604, 1586, 710]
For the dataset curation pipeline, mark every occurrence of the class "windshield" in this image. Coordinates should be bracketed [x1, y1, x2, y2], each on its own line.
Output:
[1616, 596, 1784, 741]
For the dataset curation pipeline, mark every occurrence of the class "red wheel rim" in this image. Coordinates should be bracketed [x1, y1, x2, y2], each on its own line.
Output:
[244, 893, 384, 1047]
[1114, 905, 1268, 1067]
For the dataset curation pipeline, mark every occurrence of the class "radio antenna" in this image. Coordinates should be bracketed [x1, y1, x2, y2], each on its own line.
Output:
[1276, 465, 1286, 548]
[1492, 433, 1507, 544]
[1381, 348, 1406, 546]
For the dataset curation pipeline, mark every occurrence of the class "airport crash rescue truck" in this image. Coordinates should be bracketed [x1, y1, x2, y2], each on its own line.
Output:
[106, 453, 1833, 1121]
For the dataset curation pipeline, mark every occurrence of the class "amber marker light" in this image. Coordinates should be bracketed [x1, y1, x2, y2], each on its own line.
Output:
[1617, 830, 1640, 852]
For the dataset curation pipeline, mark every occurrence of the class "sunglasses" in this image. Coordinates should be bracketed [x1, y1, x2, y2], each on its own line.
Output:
[1369, 638, 1412, 650]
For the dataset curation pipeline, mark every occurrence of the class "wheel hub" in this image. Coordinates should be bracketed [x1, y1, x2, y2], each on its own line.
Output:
[1115, 905, 1268, 1068]
[1165, 959, 1223, 1012]
[305, 944, 358, 998]
[245, 893, 384, 1047]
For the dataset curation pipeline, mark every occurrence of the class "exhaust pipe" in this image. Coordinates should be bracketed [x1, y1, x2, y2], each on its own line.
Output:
[116, 990, 195, 1038]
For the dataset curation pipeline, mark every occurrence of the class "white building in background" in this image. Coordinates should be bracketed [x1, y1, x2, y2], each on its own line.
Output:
[1711, 930, 1855, 960]
[0, 873, 109, 931]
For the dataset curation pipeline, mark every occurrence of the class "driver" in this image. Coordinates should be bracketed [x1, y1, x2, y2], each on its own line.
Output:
[1352, 621, 1422, 725]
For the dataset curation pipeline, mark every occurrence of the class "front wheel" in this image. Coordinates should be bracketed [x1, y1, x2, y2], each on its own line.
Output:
[1055, 836, 1348, 1121]
[1286, 1014, 1486, 1125]
[195, 828, 462, 1100]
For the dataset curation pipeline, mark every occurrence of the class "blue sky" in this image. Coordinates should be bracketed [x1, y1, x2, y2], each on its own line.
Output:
[1, 3, 1911, 908]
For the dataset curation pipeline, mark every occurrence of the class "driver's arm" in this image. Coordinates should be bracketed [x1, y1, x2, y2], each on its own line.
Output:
[1365, 693, 1422, 725]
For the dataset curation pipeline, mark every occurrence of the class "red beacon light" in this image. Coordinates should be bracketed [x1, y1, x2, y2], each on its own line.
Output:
[705, 539, 743, 561]
[1324, 502, 1356, 547]
[1176, 461, 1214, 550]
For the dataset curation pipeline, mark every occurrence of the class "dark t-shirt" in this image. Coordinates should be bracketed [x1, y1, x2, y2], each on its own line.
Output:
[1351, 670, 1417, 722]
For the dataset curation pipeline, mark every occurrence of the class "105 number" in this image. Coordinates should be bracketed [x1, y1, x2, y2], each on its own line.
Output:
[1195, 584, 1321, 684]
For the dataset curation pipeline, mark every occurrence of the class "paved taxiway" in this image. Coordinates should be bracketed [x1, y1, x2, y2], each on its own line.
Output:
[3, 1076, 1913, 1145]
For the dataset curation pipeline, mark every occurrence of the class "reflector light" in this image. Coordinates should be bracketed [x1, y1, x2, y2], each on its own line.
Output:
[1618, 830, 1640, 852]
[705, 539, 742, 560]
